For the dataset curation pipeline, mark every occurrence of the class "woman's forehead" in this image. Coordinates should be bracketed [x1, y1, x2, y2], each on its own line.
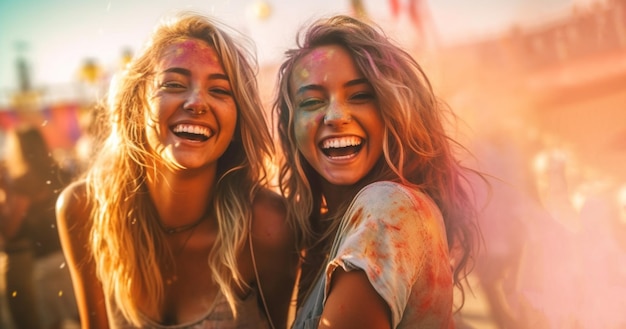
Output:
[159, 39, 221, 67]
[291, 45, 360, 86]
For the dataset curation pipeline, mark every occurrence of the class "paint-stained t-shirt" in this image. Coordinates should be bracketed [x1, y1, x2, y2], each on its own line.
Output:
[292, 181, 454, 329]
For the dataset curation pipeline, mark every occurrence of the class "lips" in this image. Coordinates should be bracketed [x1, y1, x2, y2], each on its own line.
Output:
[319, 136, 363, 158]
[172, 124, 213, 142]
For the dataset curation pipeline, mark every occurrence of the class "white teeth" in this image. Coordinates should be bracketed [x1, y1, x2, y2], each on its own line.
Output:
[321, 137, 361, 149]
[172, 124, 212, 137]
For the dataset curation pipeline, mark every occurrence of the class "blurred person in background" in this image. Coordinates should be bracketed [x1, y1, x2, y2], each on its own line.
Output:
[0, 125, 79, 329]
[467, 133, 531, 329]
[72, 104, 105, 177]
[515, 147, 583, 328]
[575, 182, 626, 328]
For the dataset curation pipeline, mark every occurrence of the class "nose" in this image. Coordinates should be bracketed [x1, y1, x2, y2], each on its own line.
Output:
[183, 87, 208, 115]
[323, 101, 352, 126]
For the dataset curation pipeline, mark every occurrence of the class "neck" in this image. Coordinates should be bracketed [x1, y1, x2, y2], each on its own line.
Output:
[321, 180, 357, 218]
[147, 164, 217, 229]
[159, 213, 207, 234]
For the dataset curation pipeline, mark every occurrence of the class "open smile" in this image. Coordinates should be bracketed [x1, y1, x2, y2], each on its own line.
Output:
[319, 136, 363, 159]
[171, 124, 213, 142]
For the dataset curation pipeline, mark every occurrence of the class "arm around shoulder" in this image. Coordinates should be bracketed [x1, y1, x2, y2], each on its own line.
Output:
[56, 180, 110, 328]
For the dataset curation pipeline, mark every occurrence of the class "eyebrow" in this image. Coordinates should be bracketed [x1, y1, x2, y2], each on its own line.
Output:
[162, 67, 230, 81]
[295, 77, 369, 95]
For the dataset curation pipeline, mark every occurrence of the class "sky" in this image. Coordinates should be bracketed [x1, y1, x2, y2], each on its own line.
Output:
[0, 0, 596, 94]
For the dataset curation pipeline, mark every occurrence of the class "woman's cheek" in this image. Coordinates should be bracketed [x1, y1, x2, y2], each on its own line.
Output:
[294, 111, 323, 144]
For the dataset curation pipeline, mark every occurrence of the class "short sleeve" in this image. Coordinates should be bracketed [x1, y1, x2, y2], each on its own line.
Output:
[324, 181, 450, 327]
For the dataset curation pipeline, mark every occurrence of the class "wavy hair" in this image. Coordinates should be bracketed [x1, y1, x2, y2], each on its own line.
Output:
[273, 15, 481, 308]
[84, 12, 273, 325]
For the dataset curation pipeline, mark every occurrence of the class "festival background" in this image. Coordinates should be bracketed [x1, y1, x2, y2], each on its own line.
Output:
[1, 0, 625, 328]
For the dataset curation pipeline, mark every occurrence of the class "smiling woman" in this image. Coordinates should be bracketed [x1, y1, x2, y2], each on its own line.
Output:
[274, 15, 484, 329]
[55, 11, 298, 329]
[145, 38, 238, 170]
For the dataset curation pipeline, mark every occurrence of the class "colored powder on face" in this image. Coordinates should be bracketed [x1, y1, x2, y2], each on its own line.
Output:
[294, 110, 325, 147]
[296, 67, 310, 80]
[308, 47, 336, 63]
[311, 111, 325, 125]
[292, 47, 336, 86]
[167, 39, 220, 67]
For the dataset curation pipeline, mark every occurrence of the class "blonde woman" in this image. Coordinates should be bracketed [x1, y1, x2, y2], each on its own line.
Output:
[274, 15, 482, 328]
[56, 12, 298, 329]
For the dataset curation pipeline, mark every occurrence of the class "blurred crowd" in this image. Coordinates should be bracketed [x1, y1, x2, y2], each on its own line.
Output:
[0, 126, 80, 329]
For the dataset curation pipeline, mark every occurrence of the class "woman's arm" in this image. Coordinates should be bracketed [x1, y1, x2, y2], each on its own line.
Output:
[320, 268, 391, 329]
[316, 182, 453, 329]
[56, 181, 110, 329]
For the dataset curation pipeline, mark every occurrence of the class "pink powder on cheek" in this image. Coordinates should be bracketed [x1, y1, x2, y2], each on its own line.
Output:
[312, 111, 325, 127]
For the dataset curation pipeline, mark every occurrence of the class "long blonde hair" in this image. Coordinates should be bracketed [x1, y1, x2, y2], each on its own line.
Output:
[84, 12, 273, 325]
[274, 15, 481, 307]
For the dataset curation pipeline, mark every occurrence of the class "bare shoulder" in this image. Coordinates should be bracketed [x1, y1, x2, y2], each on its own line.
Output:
[250, 189, 299, 329]
[251, 188, 294, 250]
[253, 188, 286, 215]
[56, 180, 110, 327]
[56, 180, 92, 235]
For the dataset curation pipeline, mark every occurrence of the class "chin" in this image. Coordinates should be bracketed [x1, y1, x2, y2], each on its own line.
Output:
[324, 176, 362, 187]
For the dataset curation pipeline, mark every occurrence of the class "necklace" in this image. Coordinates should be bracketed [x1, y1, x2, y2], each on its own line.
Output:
[164, 216, 205, 285]
[159, 215, 206, 234]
